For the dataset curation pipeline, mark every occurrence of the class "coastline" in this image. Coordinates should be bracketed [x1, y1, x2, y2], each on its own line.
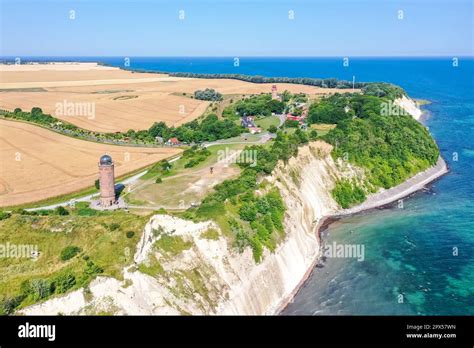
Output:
[276, 155, 448, 315]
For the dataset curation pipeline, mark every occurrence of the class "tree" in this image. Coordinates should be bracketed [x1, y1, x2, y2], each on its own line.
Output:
[284, 119, 299, 128]
[309, 129, 318, 140]
[267, 99, 285, 114]
[31, 107, 43, 115]
[268, 125, 278, 133]
[55, 206, 69, 216]
[94, 179, 100, 189]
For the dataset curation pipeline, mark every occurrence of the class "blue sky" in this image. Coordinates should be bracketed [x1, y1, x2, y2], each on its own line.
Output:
[1, 0, 472, 56]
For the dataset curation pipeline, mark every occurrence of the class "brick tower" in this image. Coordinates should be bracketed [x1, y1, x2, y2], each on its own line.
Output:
[271, 85, 278, 100]
[98, 154, 116, 207]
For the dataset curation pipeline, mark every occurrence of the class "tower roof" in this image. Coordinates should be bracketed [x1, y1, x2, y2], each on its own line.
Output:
[99, 154, 113, 165]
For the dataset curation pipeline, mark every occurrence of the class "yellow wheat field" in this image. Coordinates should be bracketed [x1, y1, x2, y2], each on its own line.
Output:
[0, 119, 181, 207]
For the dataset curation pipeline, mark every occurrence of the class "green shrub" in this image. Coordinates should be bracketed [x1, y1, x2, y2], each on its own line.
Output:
[55, 206, 69, 216]
[60, 246, 82, 261]
[239, 203, 257, 222]
[284, 119, 300, 128]
[84, 260, 103, 276]
[53, 273, 76, 294]
[155, 177, 163, 184]
[332, 180, 366, 208]
[109, 223, 120, 231]
[0, 211, 11, 221]
[268, 125, 278, 133]
[126, 231, 135, 239]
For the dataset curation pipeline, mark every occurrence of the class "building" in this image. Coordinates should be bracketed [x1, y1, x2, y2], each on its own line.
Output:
[241, 115, 256, 128]
[98, 154, 116, 207]
[271, 85, 278, 100]
[248, 126, 262, 134]
[166, 137, 180, 146]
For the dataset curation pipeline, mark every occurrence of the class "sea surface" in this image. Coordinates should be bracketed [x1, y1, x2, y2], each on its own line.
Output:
[8, 56, 474, 315]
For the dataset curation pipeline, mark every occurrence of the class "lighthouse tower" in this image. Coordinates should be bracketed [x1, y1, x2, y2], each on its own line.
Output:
[271, 85, 278, 100]
[98, 154, 116, 207]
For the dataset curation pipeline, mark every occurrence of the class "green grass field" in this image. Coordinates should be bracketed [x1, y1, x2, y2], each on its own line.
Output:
[0, 206, 150, 310]
[125, 143, 245, 209]
[255, 116, 280, 130]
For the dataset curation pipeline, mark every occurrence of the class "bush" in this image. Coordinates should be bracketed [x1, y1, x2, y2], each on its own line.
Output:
[332, 180, 366, 208]
[284, 119, 300, 128]
[309, 129, 318, 140]
[126, 231, 135, 239]
[84, 260, 103, 276]
[239, 202, 257, 222]
[0, 295, 24, 315]
[60, 246, 82, 261]
[155, 177, 163, 184]
[28, 279, 52, 301]
[268, 125, 278, 133]
[55, 206, 69, 216]
[194, 88, 223, 101]
[95, 179, 100, 189]
[53, 273, 76, 294]
[0, 211, 11, 221]
[109, 223, 120, 231]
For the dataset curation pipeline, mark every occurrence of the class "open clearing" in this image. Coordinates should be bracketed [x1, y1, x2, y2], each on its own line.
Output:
[125, 144, 245, 209]
[0, 63, 356, 132]
[0, 119, 181, 207]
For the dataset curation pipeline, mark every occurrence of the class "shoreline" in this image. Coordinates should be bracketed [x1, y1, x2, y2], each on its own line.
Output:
[276, 155, 449, 315]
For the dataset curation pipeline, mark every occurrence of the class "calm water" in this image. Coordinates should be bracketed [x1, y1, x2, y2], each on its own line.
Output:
[8, 56, 474, 315]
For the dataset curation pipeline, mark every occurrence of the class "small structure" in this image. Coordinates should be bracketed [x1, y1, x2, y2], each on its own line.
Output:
[241, 114, 261, 134]
[241, 114, 256, 128]
[248, 126, 262, 134]
[155, 136, 164, 144]
[271, 85, 278, 100]
[98, 154, 116, 207]
[166, 137, 180, 146]
[286, 106, 309, 124]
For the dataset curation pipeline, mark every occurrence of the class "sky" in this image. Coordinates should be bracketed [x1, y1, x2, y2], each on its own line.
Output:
[0, 0, 472, 57]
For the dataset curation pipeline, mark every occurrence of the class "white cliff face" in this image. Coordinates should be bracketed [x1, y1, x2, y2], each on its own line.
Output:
[20, 141, 353, 316]
[394, 95, 423, 120]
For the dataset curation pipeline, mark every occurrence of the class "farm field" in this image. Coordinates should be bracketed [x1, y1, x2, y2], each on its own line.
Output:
[0, 119, 181, 207]
[0, 63, 355, 132]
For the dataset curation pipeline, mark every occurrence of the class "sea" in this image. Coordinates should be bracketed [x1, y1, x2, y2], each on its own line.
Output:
[8, 56, 474, 315]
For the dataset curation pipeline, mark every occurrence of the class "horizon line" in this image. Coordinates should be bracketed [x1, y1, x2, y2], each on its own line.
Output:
[1, 55, 473, 59]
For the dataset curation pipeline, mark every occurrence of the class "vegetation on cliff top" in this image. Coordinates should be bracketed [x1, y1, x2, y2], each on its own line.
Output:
[0, 204, 148, 314]
[306, 85, 439, 207]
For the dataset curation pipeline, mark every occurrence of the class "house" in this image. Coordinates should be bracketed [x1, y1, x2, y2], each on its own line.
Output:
[166, 137, 180, 146]
[155, 136, 164, 144]
[241, 115, 257, 128]
[286, 105, 308, 123]
[248, 127, 262, 134]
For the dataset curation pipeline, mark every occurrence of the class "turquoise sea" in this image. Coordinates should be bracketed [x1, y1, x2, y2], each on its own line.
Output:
[7, 56, 474, 315]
